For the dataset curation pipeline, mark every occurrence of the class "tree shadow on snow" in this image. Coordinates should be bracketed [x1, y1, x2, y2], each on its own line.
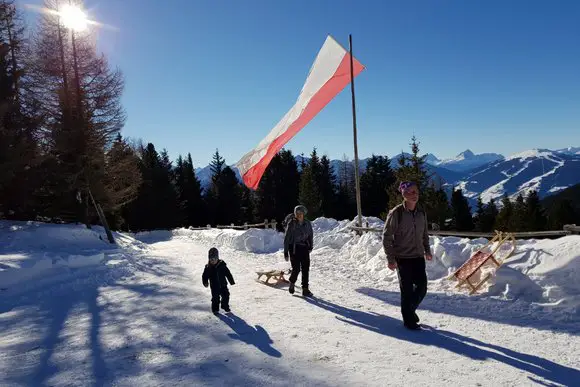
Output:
[218, 313, 282, 358]
[0, 252, 333, 387]
[304, 297, 580, 387]
[355, 287, 580, 336]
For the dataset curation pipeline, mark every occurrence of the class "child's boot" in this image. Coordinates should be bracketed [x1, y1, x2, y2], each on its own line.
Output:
[289, 282, 295, 294]
[302, 287, 313, 297]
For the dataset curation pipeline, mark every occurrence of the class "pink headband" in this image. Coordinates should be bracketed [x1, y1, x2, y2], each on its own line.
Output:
[399, 181, 417, 193]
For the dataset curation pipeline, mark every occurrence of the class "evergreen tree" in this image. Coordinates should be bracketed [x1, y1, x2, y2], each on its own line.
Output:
[0, 1, 39, 219]
[102, 134, 142, 228]
[525, 190, 547, 231]
[239, 184, 255, 224]
[213, 166, 241, 225]
[334, 154, 356, 221]
[429, 185, 452, 230]
[276, 149, 300, 217]
[318, 155, 336, 218]
[546, 199, 578, 230]
[124, 143, 179, 230]
[450, 188, 474, 231]
[473, 196, 485, 232]
[299, 148, 322, 219]
[512, 194, 526, 232]
[183, 153, 204, 226]
[388, 136, 434, 213]
[360, 154, 395, 218]
[209, 148, 225, 182]
[481, 199, 498, 232]
[495, 194, 513, 231]
[255, 149, 300, 226]
[28, 0, 126, 226]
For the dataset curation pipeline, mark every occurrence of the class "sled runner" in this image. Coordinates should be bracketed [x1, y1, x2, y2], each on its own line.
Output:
[256, 269, 292, 285]
[449, 231, 517, 295]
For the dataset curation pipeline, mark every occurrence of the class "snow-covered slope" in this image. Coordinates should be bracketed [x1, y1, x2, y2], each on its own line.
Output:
[453, 149, 580, 204]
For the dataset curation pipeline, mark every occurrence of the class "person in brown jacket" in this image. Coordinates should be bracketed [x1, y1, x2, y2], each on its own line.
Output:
[382, 181, 432, 330]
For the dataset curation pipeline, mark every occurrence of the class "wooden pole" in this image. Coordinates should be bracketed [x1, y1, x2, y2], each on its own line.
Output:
[349, 34, 363, 231]
[88, 188, 115, 244]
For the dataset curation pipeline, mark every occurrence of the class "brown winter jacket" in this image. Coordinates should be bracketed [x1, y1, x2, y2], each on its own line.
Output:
[382, 202, 432, 265]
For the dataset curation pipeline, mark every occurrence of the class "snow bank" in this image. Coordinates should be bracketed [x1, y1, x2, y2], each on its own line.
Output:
[0, 220, 142, 290]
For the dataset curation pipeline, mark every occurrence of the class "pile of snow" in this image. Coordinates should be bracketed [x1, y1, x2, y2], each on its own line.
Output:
[0, 220, 144, 291]
[142, 217, 580, 314]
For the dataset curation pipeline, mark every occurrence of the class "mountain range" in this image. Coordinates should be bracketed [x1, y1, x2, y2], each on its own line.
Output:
[195, 147, 580, 207]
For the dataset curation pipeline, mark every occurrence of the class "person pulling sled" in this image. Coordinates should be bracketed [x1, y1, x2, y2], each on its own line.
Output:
[284, 205, 314, 297]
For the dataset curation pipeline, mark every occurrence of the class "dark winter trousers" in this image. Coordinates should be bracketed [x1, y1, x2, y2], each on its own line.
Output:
[289, 244, 310, 288]
[396, 257, 427, 325]
[211, 287, 230, 312]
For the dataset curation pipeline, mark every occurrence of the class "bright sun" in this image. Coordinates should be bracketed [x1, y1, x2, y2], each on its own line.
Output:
[60, 4, 88, 32]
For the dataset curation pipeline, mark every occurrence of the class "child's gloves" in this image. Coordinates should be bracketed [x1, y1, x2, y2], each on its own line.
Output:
[203, 282, 208, 288]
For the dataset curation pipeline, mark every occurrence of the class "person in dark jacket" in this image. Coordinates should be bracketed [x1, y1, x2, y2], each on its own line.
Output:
[284, 205, 314, 297]
[202, 247, 235, 314]
[382, 181, 432, 330]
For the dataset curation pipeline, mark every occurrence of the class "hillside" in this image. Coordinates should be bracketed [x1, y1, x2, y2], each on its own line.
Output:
[453, 149, 580, 206]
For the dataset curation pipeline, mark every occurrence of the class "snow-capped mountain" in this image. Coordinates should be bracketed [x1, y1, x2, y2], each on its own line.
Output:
[452, 149, 580, 205]
[431, 149, 504, 172]
[557, 147, 580, 155]
[193, 148, 580, 207]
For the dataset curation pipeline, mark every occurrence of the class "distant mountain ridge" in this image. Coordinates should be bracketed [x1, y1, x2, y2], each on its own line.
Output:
[194, 147, 580, 206]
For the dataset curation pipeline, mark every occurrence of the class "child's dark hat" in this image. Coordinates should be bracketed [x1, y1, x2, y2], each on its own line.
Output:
[208, 247, 219, 260]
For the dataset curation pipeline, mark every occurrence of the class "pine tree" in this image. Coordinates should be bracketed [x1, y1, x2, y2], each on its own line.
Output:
[546, 199, 578, 230]
[182, 153, 204, 226]
[239, 185, 255, 224]
[213, 166, 241, 225]
[430, 185, 452, 230]
[360, 154, 395, 218]
[525, 190, 547, 231]
[28, 0, 126, 225]
[276, 149, 300, 218]
[318, 155, 336, 218]
[474, 196, 485, 232]
[254, 149, 300, 226]
[512, 194, 526, 232]
[481, 199, 498, 232]
[299, 148, 322, 219]
[102, 134, 142, 228]
[209, 148, 225, 182]
[495, 194, 513, 231]
[334, 154, 356, 220]
[124, 143, 179, 230]
[388, 136, 433, 213]
[450, 188, 474, 231]
[0, 1, 39, 219]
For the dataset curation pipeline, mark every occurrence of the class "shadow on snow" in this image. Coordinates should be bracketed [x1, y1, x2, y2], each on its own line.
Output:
[304, 296, 580, 387]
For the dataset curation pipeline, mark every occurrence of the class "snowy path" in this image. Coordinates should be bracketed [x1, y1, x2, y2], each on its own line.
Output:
[1, 233, 579, 386]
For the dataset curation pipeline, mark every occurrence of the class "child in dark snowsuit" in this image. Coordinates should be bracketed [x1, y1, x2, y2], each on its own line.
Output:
[202, 247, 235, 314]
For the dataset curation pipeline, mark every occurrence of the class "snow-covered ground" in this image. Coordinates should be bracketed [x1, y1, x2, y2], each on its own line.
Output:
[1, 218, 579, 386]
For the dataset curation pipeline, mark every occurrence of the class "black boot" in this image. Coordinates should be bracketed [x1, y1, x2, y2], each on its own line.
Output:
[302, 287, 313, 297]
[289, 282, 295, 294]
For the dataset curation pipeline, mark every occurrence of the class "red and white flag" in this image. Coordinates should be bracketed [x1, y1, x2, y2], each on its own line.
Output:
[236, 35, 365, 190]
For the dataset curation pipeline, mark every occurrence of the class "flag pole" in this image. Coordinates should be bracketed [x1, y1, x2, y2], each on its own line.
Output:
[349, 34, 363, 230]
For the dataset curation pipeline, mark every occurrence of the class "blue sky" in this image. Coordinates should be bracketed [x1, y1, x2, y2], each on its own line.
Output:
[22, 0, 580, 167]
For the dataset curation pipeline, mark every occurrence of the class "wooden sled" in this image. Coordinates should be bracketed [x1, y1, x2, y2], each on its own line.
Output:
[449, 231, 517, 295]
[256, 269, 292, 285]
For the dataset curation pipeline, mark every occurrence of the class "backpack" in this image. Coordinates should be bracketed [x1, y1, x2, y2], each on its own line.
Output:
[283, 213, 296, 231]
